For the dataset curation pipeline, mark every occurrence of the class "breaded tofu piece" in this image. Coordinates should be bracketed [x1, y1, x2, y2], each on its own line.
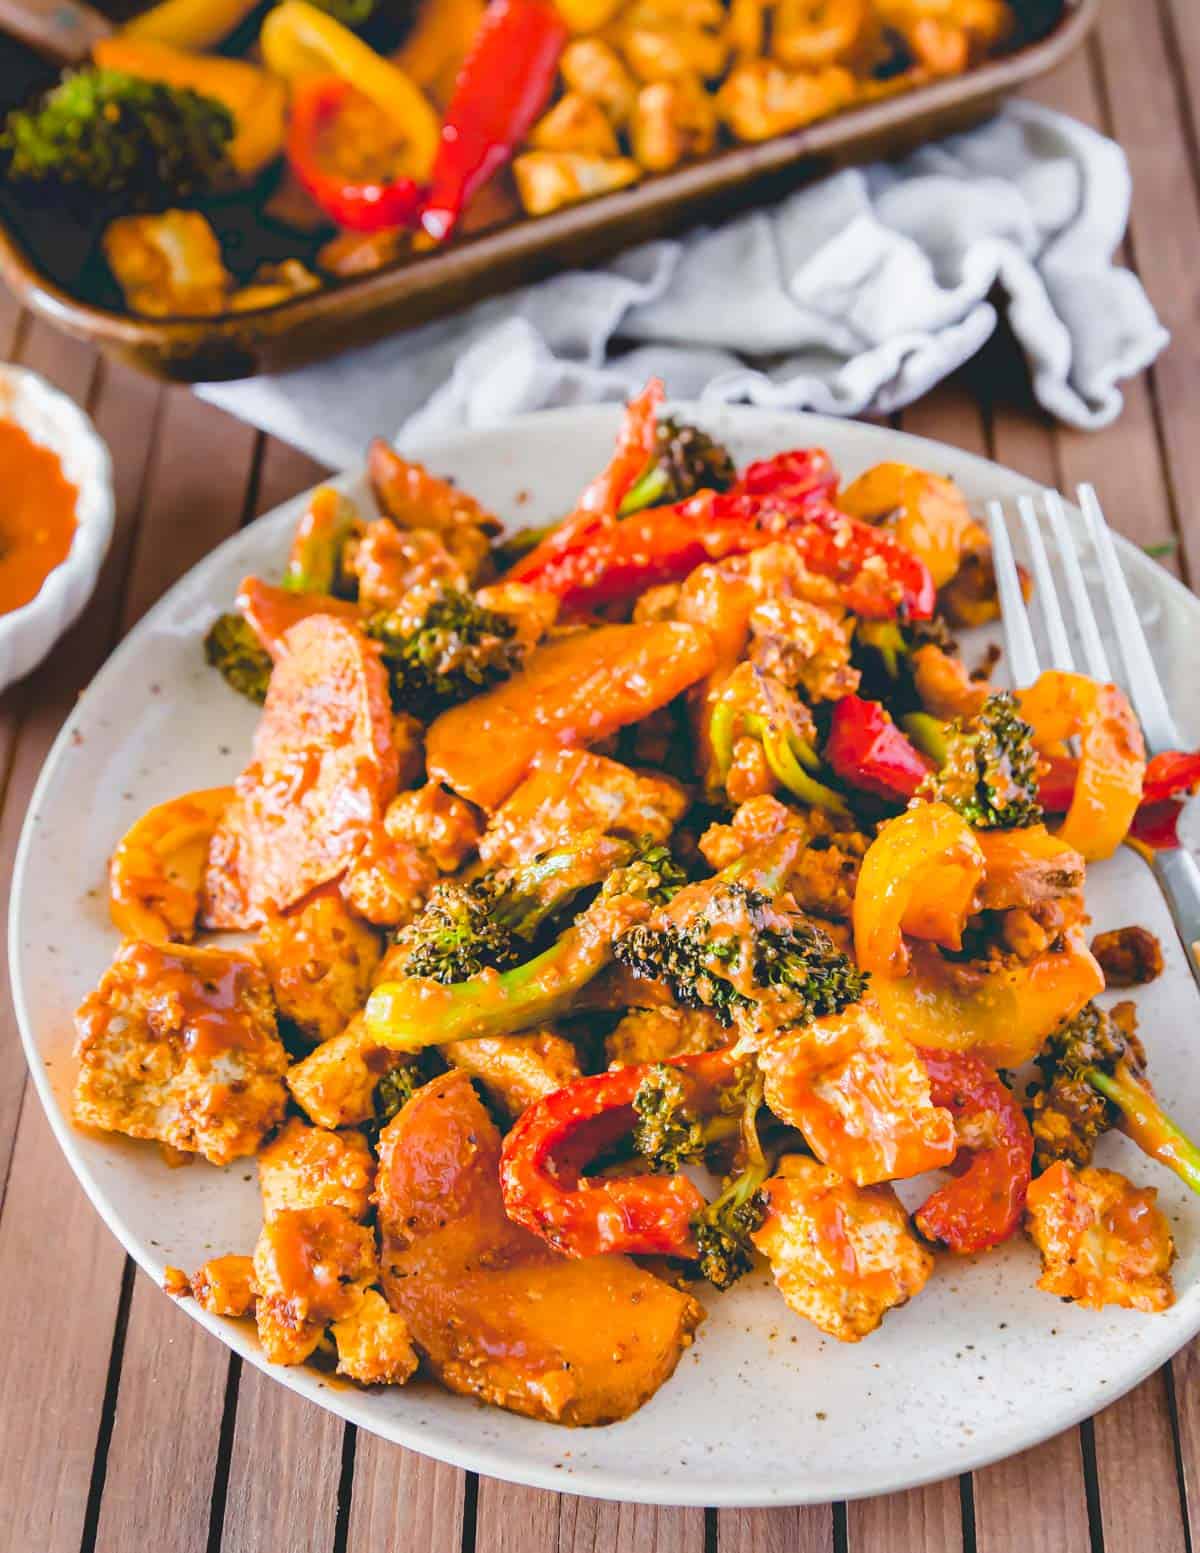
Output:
[286, 1013, 416, 1129]
[204, 615, 399, 929]
[341, 784, 482, 930]
[330, 1288, 419, 1386]
[752, 1155, 934, 1342]
[479, 746, 688, 868]
[258, 1116, 375, 1220]
[698, 795, 868, 920]
[253, 1204, 378, 1365]
[605, 1005, 730, 1067]
[376, 1071, 703, 1425]
[73, 941, 288, 1166]
[441, 1030, 581, 1115]
[188, 1254, 258, 1317]
[1026, 1162, 1175, 1313]
[255, 888, 382, 1045]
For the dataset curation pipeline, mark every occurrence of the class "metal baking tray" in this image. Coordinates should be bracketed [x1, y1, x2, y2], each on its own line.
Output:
[0, 0, 1098, 382]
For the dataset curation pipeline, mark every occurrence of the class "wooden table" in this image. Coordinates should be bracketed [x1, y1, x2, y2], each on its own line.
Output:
[2, 1, 1199, 1546]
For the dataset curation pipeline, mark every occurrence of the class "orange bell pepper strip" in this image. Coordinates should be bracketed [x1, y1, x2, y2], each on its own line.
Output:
[837, 461, 977, 590]
[758, 1002, 958, 1186]
[1018, 671, 1146, 861]
[868, 926, 1104, 1070]
[499, 1049, 742, 1258]
[914, 1050, 1033, 1253]
[853, 802, 985, 973]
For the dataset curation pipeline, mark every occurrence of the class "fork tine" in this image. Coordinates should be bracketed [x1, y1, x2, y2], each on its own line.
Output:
[987, 500, 1041, 686]
[1042, 489, 1113, 682]
[1016, 495, 1075, 672]
[1077, 484, 1181, 751]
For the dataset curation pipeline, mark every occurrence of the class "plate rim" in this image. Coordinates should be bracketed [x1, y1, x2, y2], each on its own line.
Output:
[11, 400, 1200, 1508]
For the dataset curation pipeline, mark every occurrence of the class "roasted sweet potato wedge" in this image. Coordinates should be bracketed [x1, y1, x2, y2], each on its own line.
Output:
[204, 615, 399, 928]
[376, 1070, 703, 1425]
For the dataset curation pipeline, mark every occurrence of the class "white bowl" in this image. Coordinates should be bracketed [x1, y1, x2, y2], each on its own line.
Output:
[0, 365, 114, 693]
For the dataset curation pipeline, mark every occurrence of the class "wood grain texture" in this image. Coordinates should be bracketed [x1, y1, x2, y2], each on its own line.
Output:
[973, 1431, 1091, 1553]
[845, 1480, 962, 1553]
[346, 1436, 466, 1552]
[716, 1506, 835, 1553]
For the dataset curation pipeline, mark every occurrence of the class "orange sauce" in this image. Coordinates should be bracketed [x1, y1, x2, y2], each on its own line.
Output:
[0, 419, 79, 614]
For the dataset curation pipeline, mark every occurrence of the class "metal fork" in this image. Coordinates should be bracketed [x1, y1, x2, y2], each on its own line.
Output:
[986, 485, 1200, 993]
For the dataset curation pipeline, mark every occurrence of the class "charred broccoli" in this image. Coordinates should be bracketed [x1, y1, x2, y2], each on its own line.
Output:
[365, 589, 524, 718]
[397, 834, 638, 984]
[614, 876, 867, 1029]
[1029, 1001, 1200, 1196]
[920, 691, 1041, 829]
[631, 1060, 749, 1172]
[694, 1157, 770, 1289]
[2, 68, 234, 202]
[619, 417, 738, 516]
[204, 612, 272, 703]
[365, 844, 687, 1050]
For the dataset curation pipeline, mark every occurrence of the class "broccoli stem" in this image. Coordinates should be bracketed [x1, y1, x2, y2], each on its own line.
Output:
[618, 462, 671, 517]
[365, 925, 614, 1051]
[1088, 1063, 1200, 1197]
[901, 711, 949, 765]
[857, 620, 907, 679]
[710, 700, 847, 814]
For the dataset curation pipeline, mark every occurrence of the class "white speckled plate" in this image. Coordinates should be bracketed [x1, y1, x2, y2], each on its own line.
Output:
[11, 407, 1200, 1508]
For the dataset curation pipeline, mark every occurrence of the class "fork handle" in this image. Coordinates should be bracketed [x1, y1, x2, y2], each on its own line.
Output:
[1147, 847, 1200, 995]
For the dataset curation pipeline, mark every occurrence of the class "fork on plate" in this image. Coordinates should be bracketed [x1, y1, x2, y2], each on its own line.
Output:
[985, 485, 1200, 993]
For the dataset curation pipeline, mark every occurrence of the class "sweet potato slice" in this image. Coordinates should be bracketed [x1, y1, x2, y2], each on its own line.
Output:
[376, 1071, 703, 1426]
[238, 575, 361, 660]
[204, 615, 399, 928]
[425, 621, 716, 811]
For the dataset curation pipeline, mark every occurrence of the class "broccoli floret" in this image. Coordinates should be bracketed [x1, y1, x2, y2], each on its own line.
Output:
[631, 1060, 748, 1172]
[397, 837, 637, 985]
[619, 417, 738, 516]
[204, 612, 272, 703]
[365, 843, 687, 1050]
[2, 69, 234, 202]
[614, 880, 868, 1029]
[1029, 1001, 1200, 1196]
[374, 1066, 418, 1126]
[694, 1160, 770, 1290]
[365, 589, 524, 718]
[922, 691, 1041, 829]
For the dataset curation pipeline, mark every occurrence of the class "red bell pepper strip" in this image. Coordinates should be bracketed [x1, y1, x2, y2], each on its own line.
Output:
[420, 0, 567, 242]
[286, 76, 424, 233]
[499, 1048, 742, 1259]
[736, 448, 839, 503]
[508, 379, 663, 586]
[1129, 800, 1186, 851]
[825, 695, 933, 801]
[914, 1049, 1033, 1253]
[510, 491, 936, 617]
[1141, 750, 1200, 806]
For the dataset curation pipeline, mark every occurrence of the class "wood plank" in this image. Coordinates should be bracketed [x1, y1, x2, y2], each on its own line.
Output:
[973, 1431, 1090, 1553]
[1092, 0, 1200, 584]
[716, 1505, 835, 1553]
[1092, 1372, 1187, 1553]
[219, 1369, 346, 1553]
[0, 1103, 127, 1553]
[846, 1479, 961, 1553]
[1169, 1335, 1200, 1551]
[473, 1477, 705, 1552]
[345, 1437, 466, 1552]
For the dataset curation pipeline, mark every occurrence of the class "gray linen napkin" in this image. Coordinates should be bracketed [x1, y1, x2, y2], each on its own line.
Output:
[199, 100, 1168, 467]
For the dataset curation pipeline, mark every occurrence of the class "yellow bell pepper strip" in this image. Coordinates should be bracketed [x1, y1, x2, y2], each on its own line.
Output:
[1018, 671, 1146, 862]
[869, 929, 1104, 1070]
[853, 802, 985, 974]
[551, 0, 623, 31]
[396, 0, 486, 105]
[837, 461, 978, 590]
[121, 0, 261, 50]
[260, 0, 440, 175]
[92, 37, 286, 175]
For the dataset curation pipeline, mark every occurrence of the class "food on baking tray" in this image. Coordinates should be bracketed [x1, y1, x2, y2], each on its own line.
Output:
[73, 381, 1200, 1424]
[4, 0, 1028, 316]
